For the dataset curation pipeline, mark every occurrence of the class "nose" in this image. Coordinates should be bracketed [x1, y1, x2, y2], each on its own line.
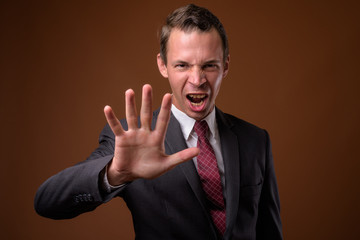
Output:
[188, 67, 206, 87]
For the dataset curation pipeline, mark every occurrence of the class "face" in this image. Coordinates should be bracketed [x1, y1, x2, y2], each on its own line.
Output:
[157, 28, 229, 120]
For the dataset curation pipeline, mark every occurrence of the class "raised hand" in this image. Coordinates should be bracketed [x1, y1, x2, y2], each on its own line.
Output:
[104, 84, 199, 185]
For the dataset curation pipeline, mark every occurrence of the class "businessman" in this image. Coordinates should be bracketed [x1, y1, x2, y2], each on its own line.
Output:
[35, 4, 283, 240]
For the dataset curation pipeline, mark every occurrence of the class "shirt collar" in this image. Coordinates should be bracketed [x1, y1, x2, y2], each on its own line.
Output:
[171, 104, 217, 140]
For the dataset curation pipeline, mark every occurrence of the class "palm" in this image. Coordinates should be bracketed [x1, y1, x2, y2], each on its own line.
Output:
[114, 129, 167, 180]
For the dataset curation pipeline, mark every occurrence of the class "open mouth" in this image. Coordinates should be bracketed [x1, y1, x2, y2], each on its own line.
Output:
[187, 94, 207, 106]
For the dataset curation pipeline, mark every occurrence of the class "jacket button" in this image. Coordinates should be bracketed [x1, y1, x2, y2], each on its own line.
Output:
[87, 194, 93, 201]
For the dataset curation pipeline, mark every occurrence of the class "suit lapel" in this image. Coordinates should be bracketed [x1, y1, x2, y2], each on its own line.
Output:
[164, 113, 209, 212]
[216, 108, 241, 237]
[163, 113, 218, 238]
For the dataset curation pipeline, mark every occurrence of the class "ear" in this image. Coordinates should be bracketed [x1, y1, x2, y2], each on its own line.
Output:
[222, 54, 230, 78]
[157, 53, 168, 78]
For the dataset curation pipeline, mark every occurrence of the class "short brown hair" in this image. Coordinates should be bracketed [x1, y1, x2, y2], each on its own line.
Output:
[159, 4, 229, 64]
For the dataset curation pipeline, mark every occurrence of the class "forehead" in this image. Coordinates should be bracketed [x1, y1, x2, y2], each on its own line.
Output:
[167, 28, 223, 62]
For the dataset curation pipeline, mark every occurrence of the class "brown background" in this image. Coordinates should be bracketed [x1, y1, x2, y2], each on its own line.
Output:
[1, 0, 359, 239]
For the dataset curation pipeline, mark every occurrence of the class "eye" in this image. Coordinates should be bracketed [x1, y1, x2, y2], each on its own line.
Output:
[175, 63, 189, 70]
[202, 63, 219, 71]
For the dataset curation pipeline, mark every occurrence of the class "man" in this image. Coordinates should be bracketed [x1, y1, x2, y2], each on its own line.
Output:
[35, 4, 283, 240]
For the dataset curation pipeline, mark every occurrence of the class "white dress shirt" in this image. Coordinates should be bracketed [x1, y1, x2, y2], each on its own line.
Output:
[171, 105, 225, 189]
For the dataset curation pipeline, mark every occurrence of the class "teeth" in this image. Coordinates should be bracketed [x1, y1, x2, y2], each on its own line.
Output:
[188, 94, 206, 99]
[191, 101, 203, 106]
[187, 94, 206, 106]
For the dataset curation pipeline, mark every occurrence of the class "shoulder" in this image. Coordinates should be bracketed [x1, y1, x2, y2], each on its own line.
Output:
[216, 108, 269, 142]
[217, 108, 265, 132]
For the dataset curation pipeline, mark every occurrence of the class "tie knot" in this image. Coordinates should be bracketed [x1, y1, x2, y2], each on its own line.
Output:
[194, 120, 209, 139]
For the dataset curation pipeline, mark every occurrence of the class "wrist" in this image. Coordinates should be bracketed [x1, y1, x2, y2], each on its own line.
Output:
[107, 160, 134, 185]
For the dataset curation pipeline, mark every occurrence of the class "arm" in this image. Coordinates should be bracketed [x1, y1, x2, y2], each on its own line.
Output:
[34, 84, 199, 219]
[256, 130, 283, 239]
[33, 123, 120, 219]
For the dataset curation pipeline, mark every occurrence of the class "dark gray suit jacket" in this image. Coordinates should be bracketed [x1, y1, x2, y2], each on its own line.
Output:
[35, 108, 283, 240]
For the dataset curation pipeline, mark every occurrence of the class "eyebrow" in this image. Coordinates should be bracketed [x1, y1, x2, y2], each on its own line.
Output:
[203, 60, 221, 65]
[171, 59, 221, 65]
[172, 60, 188, 65]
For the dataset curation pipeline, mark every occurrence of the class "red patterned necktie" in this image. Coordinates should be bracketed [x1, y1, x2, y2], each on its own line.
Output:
[194, 120, 226, 235]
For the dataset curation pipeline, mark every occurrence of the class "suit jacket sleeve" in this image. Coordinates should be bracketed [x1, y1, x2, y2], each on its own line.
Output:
[256, 130, 283, 239]
[34, 123, 121, 219]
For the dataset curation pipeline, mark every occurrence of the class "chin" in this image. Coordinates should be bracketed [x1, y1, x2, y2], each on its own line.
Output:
[186, 110, 209, 121]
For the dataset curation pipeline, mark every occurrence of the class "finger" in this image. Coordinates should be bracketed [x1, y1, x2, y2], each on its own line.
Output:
[125, 89, 138, 130]
[155, 93, 172, 137]
[140, 84, 153, 130]
[165, 147, 200, 169]
[104, 105, 124, 136]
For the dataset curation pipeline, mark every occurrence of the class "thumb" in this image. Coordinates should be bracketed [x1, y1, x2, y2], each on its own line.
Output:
[166, 147, 200, 169]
